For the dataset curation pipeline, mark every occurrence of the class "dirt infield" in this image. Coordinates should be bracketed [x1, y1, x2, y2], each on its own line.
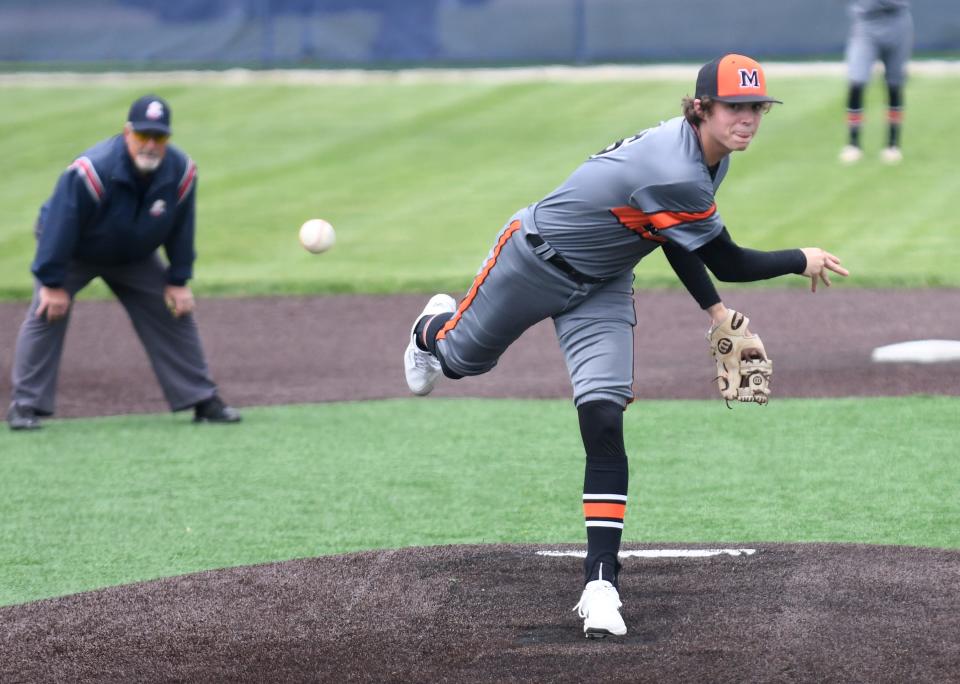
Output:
[1, 288, 958, 418]
[1, 289, 959, 682]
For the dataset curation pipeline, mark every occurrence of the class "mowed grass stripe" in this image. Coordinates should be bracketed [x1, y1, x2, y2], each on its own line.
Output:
[1, 75, 958, 298]
[0, 396, 956, 606]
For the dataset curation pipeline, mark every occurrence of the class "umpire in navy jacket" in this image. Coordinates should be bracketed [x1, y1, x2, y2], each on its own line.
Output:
[6, 94, 241, 430]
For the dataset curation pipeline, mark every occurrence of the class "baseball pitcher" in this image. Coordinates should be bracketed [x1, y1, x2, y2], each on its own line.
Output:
[403, 54, 848, 638]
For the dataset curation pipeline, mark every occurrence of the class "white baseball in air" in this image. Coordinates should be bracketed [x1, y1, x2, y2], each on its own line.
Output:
[299, 218, 336, 254]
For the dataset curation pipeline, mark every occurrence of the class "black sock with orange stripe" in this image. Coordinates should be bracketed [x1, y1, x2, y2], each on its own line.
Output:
[846, 84, 864, 147]
[414, 312, 454, 354]
[887, 84, 903, 148]
[578, 400, 628, 588]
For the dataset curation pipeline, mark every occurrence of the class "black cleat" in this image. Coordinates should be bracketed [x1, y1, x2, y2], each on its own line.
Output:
[7, 403, 42, 431]
[193, 395, 242, 424]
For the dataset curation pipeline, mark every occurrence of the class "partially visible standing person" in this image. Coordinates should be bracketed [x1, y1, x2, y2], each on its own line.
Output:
[839, 0, 913, 164]
[6, 94, 241, 430]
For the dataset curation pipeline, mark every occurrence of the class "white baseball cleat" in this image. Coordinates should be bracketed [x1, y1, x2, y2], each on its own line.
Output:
[880, 146, 903, 165]
[573, 579, 627, 638]
[838, 144, 863, 165]
[404, 294, 456, 396]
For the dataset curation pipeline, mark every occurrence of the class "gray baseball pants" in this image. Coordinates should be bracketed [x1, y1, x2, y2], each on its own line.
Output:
[436, 206, 636, 408]
[10, 254, 218, 415]
[846, 10, 913, 86]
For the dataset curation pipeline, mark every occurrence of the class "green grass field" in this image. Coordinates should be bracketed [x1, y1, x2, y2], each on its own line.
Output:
[1, 72, 958, 299]
[1, 397, 957, 607]
[1, 73, 957, 610]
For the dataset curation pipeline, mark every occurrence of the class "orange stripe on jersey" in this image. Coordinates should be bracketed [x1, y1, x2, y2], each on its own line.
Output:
[583, 502, 626, 520]
[610, 207, 666, 242]
[437, 219, 522, 341]
[648, 206, 716, 230]
[611, 204, 716, 242]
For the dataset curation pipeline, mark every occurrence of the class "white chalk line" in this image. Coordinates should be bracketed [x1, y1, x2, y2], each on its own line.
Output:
[538, 548, 757, 559]
[1, 61, 957, 87]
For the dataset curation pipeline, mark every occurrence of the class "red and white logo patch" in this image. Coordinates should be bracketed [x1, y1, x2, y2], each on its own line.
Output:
[149, 199, 167, 217]
[146, 101, 165, 120]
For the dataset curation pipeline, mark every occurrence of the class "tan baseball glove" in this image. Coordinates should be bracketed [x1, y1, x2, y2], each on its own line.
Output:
[707, 309, 772, 406]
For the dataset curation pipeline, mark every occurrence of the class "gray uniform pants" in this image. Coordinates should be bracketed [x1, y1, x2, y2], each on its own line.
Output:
[846, 9, 913, 86]
[437, 207, 636, 408]
[10, 254, 217, 415]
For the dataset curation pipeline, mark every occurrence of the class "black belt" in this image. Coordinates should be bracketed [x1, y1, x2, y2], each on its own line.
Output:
[525, 233, 605, 285]
[861, 7, 904, 18]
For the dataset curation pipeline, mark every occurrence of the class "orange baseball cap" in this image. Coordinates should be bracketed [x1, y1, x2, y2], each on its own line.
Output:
[695, 54, 782, 104]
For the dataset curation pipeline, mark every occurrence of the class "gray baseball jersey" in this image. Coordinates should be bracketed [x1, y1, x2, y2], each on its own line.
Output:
[535, 115, 728, 278]
[846, 0, 913, 86]
[436, 116, 727, 406]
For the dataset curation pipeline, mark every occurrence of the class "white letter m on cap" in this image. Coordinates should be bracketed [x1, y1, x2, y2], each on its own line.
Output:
[739, 69, 760, 88]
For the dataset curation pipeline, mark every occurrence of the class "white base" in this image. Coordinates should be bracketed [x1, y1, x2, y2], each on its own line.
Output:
[871, 339, 960, 364]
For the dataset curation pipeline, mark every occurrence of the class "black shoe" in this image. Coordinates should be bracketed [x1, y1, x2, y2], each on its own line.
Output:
[193, 395, 242, 424]
[7, 403, 42, 431]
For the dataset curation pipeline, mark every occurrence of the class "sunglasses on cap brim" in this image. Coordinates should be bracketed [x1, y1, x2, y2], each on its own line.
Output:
[131, 130, 170, 143]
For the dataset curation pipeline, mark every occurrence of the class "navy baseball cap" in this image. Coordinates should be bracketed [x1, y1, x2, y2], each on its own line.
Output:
[127, 94, 172, 135]
[696, 54, 782, 104]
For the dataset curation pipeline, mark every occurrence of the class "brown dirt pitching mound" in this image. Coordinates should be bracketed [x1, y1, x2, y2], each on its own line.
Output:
[2, 542, 958, 683]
